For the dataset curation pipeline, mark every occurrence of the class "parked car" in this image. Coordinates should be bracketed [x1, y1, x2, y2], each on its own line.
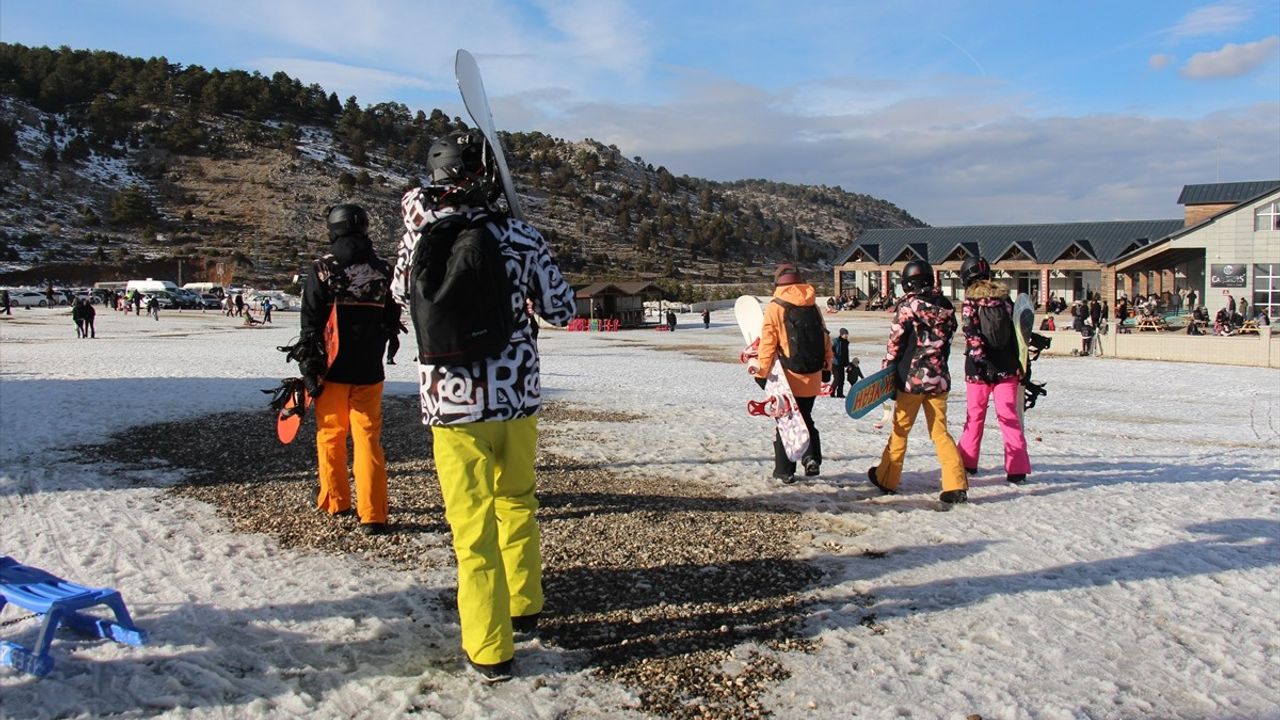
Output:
[171, 288, 202, 309]
[198, 293, 223, 309]
[144, 291, 180, 309]
[6, 289, 51, 307]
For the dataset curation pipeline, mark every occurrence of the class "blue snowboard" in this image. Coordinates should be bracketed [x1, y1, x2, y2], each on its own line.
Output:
[845, 366, 897, 419]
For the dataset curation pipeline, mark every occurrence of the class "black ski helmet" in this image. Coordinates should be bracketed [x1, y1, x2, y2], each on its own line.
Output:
[326, 203, 368, 241]
[900, 259, 935, 292]
[427, 130, 487, 185]
[959, 256, 992, 287]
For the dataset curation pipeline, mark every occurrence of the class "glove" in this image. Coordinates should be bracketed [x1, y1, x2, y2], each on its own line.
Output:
[821, 370, 832, 383]
[755, 377, 767, 391]
[303, 373, 324, 399]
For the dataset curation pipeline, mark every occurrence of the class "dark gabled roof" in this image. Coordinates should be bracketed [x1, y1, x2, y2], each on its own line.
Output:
[614, 281, 663, 295]
[835, 219, 1185, 266]
[575, 281, 663, 298]
[1177, 180, 1280, 205]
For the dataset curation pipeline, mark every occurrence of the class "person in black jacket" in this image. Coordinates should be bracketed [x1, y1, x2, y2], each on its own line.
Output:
[300, 203, 401, 535]
[81, 298, 96, 338]
[831, 328, 850, 398]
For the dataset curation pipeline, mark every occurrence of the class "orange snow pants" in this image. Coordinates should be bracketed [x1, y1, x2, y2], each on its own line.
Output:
[873, 390, 968, 494]
[314, 381, 388, 524]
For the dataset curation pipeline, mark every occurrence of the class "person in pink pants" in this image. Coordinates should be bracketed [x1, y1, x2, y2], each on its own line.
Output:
[956, 257, 1031, 483]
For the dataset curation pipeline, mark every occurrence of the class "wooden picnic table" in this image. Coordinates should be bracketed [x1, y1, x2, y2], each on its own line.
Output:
[1238, 320, 1260, 335]
[1135, 316, 1167, 332]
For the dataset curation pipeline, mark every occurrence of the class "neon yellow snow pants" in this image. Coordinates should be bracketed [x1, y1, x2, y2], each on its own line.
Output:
[431, 415, 542, 665]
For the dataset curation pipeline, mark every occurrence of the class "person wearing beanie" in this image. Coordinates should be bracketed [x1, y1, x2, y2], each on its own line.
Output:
[752, 263, 833, 482]
[300, 203, 402, 535]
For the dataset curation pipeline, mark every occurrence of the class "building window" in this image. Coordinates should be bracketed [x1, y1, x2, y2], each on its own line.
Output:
[1256, 201, 1280, 232]
[1254, 263, 1280, 319]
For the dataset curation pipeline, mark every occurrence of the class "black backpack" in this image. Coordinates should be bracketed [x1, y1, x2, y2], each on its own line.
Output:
[409, 213, 518, 364]
[978, 304, 1014, 350]
[772, 299, 826, 373]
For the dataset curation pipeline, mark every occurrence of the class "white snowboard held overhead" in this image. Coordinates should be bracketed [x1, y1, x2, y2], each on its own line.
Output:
[455, 49, 524, 221]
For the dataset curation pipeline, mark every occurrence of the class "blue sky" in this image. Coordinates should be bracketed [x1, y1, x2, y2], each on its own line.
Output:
[2, 0, 1278, 225]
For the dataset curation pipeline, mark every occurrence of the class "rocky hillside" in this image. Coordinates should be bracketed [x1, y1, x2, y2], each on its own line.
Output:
[0, 44, 925, 299]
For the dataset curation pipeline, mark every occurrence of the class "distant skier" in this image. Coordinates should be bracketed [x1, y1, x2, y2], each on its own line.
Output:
[666, 309, 677, 331]
[0, 289, 10, 315]
[385, 305, 405, 364]
[261, 297, 273, 324]
[394, 130, 577, 683]
[866, 260, 968, 504]
[831, 328, 850, 398]
[955, 257, 1030, 484]
[702, 308, 710, 329]
[72, 298, 87, 337]
[751, 263, 832, 483]
[300, 203, 400, 535]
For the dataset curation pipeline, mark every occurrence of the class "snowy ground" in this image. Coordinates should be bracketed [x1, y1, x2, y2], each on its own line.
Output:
[1, 305, 1278, 719]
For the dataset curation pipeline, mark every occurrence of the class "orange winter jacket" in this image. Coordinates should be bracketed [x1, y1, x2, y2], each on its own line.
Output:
[752, 283, 833, 398]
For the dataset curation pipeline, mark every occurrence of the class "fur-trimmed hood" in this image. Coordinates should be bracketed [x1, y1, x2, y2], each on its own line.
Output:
[965, 279, 1010, 301]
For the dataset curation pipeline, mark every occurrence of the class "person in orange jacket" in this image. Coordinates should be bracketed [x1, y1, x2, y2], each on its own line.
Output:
[752, 263, 834, 483]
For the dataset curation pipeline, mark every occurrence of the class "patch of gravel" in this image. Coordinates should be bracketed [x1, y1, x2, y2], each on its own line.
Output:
[86, 396, 825, 719]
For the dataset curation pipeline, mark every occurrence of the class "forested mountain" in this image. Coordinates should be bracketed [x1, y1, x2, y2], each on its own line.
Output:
[0, 44, 925, 299]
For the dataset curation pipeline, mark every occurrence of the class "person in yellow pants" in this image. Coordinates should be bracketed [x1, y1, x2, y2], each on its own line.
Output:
[871, 392, 967, 496]
[867, 259, 969, 504]
[394, 131, 578, 683]
[300, 203, 401, 534]
[431, 416, 541, 670]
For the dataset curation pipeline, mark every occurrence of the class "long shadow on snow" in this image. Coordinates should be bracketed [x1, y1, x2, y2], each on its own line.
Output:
[818, 518, 1280, 629]
[777, 453, 1277, 511]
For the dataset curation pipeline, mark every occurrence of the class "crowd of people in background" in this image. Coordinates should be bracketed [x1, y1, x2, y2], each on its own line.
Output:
[0, 283, 296, 337]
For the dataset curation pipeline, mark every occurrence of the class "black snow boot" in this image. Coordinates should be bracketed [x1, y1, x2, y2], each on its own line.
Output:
[939, 489, 968, 504]
[867, 466, 896, 495]
[1007, 473, 1026, 484]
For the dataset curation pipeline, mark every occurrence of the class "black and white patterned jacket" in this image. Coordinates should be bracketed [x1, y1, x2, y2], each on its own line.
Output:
[393, 188, 577, 426]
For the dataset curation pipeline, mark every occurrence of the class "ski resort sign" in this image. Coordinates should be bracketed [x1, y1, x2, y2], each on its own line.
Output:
[1209, 264, 1246, 288]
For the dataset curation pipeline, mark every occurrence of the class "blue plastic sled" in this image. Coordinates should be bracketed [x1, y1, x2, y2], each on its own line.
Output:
[0, 556, 148, 676]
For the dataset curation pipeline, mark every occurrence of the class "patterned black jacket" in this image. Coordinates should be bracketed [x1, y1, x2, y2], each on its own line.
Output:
[300, 232, 399, 386]
[394, 189, 577, 426]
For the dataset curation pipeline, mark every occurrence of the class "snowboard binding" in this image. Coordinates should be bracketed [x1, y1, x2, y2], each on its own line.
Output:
[1022, 378, 1047, 411]
[747, 394, 796, 419]
[263, 377, 311, 444]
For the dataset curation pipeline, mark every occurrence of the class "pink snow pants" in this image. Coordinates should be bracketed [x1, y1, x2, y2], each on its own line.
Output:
[958, 377, 1031, 475]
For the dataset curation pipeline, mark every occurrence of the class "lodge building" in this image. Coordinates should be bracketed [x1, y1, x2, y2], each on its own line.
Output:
[832, 180, 1280, 318]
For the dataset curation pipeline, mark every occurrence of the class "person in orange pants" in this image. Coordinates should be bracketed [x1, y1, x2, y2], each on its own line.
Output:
[300, 203, 401, 534]
[867, 259, 968, 504]
[313, 381, 388, 526]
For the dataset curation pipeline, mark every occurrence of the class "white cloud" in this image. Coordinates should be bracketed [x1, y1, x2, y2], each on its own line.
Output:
[500, 71, 1280, 225]
[1148, 53, 1175, 70]
[167, 0, 654, 103]
[245, 58, 439, 101]
[1180, 36, 1280, 79]
[1168, 3, 1252, 39]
